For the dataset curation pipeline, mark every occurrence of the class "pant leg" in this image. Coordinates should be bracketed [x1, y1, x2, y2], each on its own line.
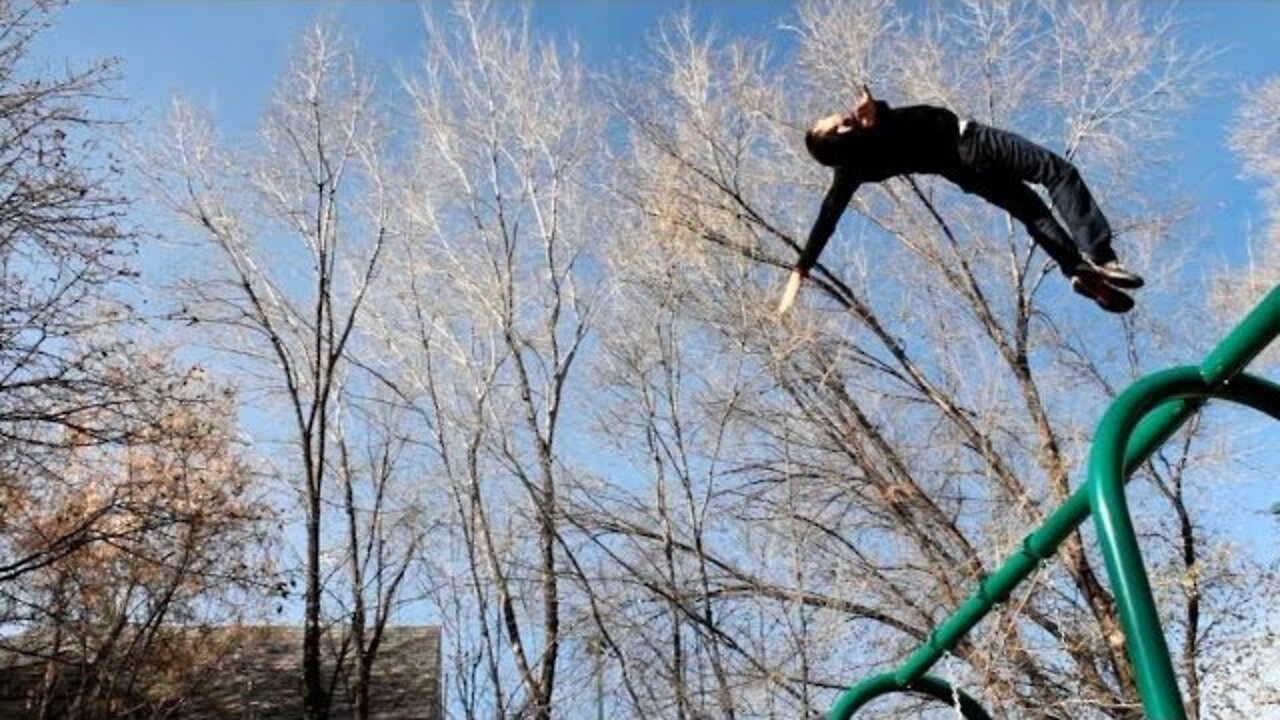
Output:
[953, 175, 1084, 275]
[964, 124, 1116, 263]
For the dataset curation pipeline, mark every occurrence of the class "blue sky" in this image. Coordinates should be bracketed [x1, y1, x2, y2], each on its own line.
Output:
[37, 0, 1280, 492]
[34, 1, 786, 136]
[26, 0, 1280, 653]
[35, 2, 1280, 432]
[33, 0, 1280, 272]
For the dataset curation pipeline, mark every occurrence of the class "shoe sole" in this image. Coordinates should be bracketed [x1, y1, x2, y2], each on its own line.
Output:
[1072, 275, 1134, 313]
[1078, 264, 1145, 290]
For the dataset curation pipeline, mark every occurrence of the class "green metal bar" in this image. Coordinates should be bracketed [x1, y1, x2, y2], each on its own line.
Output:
[1199, 285, 1280, 385]
[829, 397, 1197, 719]
[1089, 371, 1280, 719]
[829, 374, 1280, 720]
[828, 672, 994, 720]
[1085, 286, 1280, 718]
[830, 285, 1280, 719]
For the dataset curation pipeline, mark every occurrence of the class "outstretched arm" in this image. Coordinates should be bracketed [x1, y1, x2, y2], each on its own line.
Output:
[778, 169, 859, 314]
[797, 169, 858, 272]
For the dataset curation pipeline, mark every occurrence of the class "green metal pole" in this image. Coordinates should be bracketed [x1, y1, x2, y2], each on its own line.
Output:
[829, 395, 1201, 704]
[829, 399, 1195, 719]
[1089, 371, 1280, 719]
[828, 672, 994, 720]
[829, 285, 1280, 719]
[1199, 286, 1280, 385]
[1087, 287, 1280, 718]
[1089, 370, 1202, 720]
[831, 374, 1280, 719]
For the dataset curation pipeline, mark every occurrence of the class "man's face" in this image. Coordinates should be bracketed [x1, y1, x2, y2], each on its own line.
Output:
[812, 112, 856, 138]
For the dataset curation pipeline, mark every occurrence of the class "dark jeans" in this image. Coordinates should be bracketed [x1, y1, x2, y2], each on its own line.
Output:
[949, 121, 1116, 274]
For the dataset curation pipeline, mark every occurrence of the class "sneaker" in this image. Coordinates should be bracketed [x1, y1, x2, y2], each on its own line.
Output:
[1078, 257, 1145, 289]
[1071, 274, 1134, 314]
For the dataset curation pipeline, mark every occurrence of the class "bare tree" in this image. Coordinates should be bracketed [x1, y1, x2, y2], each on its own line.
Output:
[331, 394, 424, 720]
[1220, 76, 1280, 318]
[3, 361, 275, 720]
[582, 2, 1270, 717]
[141, 22, 402, 720]
[0, 0, 142, 593]
[118, 4, 1280, 719]
[364, 2, 606, 716]
[0, 6, 290, 718]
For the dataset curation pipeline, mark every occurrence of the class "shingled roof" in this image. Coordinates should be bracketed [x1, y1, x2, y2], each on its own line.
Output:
[0, 624, 442, 720]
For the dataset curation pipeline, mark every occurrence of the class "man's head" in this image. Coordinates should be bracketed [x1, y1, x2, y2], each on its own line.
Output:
[804, 113, 856, 167]
[806, 85, 878, 166]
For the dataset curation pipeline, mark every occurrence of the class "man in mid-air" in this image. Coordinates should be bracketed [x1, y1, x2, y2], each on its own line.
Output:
[778, 84, 1143, 314]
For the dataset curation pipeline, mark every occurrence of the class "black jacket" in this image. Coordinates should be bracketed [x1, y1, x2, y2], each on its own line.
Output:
[798, 102, 961, 273]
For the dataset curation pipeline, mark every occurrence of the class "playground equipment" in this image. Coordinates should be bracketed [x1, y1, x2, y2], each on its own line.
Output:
[829, 285, 1280, 719]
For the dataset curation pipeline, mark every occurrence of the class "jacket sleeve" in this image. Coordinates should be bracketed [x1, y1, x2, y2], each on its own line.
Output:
[796, 166, 858, 275]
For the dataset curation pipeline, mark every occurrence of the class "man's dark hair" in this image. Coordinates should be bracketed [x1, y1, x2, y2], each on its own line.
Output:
[805, 126, 847, 167]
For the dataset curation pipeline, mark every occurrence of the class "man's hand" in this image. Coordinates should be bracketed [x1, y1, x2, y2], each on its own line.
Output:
[777, 268, 805, 315]
[854, 83, 877, 128]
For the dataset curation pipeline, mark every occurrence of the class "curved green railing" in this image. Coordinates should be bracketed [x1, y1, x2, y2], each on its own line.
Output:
[830, 285, 1280, 719]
